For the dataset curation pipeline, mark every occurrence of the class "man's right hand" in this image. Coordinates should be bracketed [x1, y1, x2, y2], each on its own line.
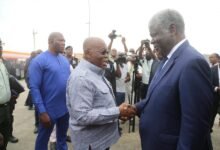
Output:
[39, 112, 52, 128]
[119, 103, 137, 119]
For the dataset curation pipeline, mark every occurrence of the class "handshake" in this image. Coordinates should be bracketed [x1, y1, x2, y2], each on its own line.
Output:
[118, 103, 137, 121]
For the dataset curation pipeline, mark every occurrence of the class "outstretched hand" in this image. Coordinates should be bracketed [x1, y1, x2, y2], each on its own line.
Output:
[119, 103, 137, 121]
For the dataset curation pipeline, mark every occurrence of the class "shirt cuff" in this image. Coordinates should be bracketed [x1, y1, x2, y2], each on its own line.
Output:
[111, 107, 120, 116]
[37, 104, 46, 114]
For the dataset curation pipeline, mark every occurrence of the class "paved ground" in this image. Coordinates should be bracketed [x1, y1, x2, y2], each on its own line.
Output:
[7, 80, 220, 150]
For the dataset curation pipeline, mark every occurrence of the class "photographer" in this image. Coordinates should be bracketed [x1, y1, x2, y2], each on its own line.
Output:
[105, 30, 122, 96]
[107, 30, 131, 105]
[115, 52, 130, 106]
[137, 39, 159, 99]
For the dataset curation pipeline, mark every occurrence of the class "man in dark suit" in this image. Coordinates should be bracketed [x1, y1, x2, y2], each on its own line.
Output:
[64, 46, 78, 69]
[209, 53, 220, 130]
[128, 9, 213, 150]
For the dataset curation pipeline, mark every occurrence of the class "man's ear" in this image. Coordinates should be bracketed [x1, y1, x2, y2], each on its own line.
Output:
[48, 39, 53, 45]
[169, 24, 177, 34]
[84, 49, 91, 59]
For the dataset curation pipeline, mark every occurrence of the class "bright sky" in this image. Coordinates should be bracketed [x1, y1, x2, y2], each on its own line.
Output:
[0, 0, 219, 55]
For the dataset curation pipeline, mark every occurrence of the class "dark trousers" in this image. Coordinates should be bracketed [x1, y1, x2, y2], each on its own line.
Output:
[140, 83, 149, 99]
[9, 100, 16, 137]
[25, 91, 33, 108]
[0, 104, 10, 150]
[35, 113, 69, 150]
[210, 98, 220, 129]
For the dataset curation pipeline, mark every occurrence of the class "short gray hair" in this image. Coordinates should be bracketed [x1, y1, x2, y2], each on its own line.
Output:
[149, 9, 185, 34]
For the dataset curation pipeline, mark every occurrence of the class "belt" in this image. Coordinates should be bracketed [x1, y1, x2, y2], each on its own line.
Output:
[0, 102, 9, 108]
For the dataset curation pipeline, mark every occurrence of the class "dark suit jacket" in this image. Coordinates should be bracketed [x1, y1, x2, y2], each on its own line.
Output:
[210, 65, 220, 125]
[136, 41, 213, 150]
[211, 65, 220, 99]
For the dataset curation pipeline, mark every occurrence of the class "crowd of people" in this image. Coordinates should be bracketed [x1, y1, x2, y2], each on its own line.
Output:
[0, 8, 219, 150]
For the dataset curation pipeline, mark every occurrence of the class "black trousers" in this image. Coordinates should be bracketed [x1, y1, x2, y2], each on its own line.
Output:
[0, 104, 10, 150]
[9, 99, 16, 137]
[210, 98, 220, 130]
[24, 91, 33, 108]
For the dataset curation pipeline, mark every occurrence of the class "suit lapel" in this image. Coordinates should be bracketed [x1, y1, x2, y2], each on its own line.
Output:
[146, 58, 175, 100]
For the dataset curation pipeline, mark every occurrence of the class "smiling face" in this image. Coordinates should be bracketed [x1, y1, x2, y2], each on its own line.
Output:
[149, 23, 174, 58]
[83, 37, 109, 69]
[148, 9, 185, 58]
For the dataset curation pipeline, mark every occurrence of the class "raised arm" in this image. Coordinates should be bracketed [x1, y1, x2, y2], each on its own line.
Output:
[121, 37, 128, 54]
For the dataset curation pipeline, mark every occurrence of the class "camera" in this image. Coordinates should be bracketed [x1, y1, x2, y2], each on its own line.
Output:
[141, 39, 150, 48]
[108, 30, 120, 39]
[115, 52, 126, 65]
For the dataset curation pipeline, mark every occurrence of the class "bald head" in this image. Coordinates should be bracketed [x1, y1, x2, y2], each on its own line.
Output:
[48, 32, 62, 42]
[48, 32, 65, 54]
[83, 37, 106, 53]
[83, 37, 108, 69]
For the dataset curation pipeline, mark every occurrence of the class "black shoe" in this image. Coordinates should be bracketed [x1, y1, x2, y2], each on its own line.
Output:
[8, 136, 19, 143]
[28, 106, 34, 110]
[34, 127, 38, 134]
[66, 135, 71, 142]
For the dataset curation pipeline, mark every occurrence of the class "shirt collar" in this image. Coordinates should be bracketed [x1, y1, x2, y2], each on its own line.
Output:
[167, 38, 187, 59]
[80, 59, 105, 75]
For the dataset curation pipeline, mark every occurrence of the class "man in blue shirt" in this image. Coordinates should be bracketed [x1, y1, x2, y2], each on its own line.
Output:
[29, 32, 70, 150]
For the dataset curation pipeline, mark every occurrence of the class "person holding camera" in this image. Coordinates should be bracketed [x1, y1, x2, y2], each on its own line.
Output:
[106, 30, 122, 96]
[136, 40, 159, 99]
[115, 52, 130, 106]
[107, 31, 130, 105]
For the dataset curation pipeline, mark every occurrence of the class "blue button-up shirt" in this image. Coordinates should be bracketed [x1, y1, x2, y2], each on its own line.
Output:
[29, 50, 70, 119]
[66, 59, 120, 150]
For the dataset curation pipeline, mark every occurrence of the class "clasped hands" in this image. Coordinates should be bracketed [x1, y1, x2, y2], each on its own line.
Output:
[119, 103, 137, 121]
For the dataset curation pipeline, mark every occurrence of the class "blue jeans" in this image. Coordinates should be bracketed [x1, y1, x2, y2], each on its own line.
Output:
[116, 92, 125, 106]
